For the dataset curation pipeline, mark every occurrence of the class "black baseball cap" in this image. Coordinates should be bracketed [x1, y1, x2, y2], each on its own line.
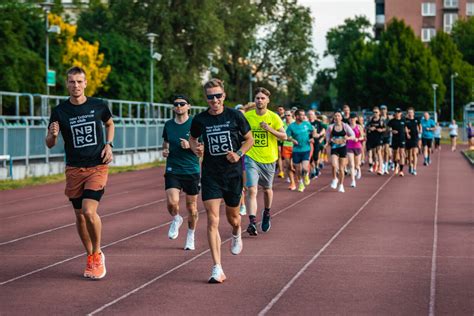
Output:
[395, 107, 402, 112]
[349, 112, 357, 118]
[172, 94, 190, 104]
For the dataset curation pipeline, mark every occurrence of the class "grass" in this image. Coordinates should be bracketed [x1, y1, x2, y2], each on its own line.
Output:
[464, 149, 474, 162]
[0, 160, 165, 191]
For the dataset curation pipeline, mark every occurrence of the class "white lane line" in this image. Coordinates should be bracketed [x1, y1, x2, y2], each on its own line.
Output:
[0, 198, 166, 246]
[258, 175, 394, 316]
[1, 185, 161, 220]
[428, 150, 441, 316]
[87, 184, 330, 315]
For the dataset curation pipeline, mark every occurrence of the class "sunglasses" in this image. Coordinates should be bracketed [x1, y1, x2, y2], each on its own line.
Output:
[285, 114, 292, 116]
[206, 93, 224, 100]
[173, 102, 188, 107]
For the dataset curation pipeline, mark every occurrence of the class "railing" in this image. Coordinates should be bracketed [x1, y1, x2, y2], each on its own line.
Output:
[0, 91, 208, 164]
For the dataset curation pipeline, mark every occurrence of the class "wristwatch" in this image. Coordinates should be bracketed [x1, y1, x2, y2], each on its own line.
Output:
[236, 150, 243, 157]
[105, 141, 114, 148]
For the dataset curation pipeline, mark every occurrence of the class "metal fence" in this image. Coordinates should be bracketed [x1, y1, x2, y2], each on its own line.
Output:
[0, 91, 207, 165]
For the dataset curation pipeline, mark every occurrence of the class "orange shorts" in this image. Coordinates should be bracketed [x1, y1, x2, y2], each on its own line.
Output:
[65, 165, 109, 199]
[281, 146, 293, 159]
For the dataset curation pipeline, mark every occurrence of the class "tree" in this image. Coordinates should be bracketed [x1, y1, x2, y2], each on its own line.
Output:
[307, 69, 337, 111]
[451, 17, 474, 65]
[430, 31, 474, 120]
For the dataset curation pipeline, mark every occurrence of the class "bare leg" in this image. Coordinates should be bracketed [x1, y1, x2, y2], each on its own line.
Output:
[75, 209, 93, 255]
[82, 199, 102, 254]
[246, 186, 258, 216]
[166, 188, 180, 217]
[185, 194, 198, 230]
[204, 199, 222, 266]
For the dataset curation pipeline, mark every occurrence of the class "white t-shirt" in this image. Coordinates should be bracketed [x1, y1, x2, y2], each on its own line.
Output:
[449, 124, 458, 136]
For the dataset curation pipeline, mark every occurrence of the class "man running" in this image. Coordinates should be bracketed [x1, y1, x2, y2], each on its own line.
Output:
[380, 105, 392, 174]
[189, 78, 253, 284]
[286, 109, 316, 192]
[387, 108, 406, 176]
[282, 110, 296, 190]
[46, 66, 114, 280]
[405, 107, 421, 175]
[244, 87, 286, 236]
[342, 104, 351, 124]
[366, 106, 385, 175]
[307, 110, 326, 179]
[420, 111, 436, 166]
[162, 94, 200, 250]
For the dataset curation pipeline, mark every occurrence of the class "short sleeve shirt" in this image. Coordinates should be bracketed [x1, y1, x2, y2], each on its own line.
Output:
[244, 109, 284, 163]
[388, 118, 406, 141]
[162, 116, 200, 175]
[420, 118, 436, 139]
[406, 118, 420, 140]
[49, 97, 112, 167]
[286, 121, 314, 153]
[190, 107, 250, 177]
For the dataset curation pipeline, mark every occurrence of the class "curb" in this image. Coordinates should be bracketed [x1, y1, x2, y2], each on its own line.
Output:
[461, 150, 474, 166]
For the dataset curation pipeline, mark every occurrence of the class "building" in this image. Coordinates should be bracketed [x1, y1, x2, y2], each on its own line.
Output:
[375, 0, 474, 42]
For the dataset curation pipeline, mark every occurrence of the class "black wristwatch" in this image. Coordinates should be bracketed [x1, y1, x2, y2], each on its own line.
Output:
[236, 150, 243, 157]
[105, 141, 114, 148]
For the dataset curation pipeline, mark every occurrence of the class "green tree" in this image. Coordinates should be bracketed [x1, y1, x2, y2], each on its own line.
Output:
[451, 17, 474, 65]
[430, 31, 473, 120]
[307, 69, 337, 111]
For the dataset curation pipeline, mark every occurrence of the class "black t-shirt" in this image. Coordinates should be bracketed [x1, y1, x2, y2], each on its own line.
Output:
[367, 117, 385, 138]
[388, 118, 406, 140]
[310, 120, 325, 141]
[49, 97, 112, 167]
[190, 107, 250, 177]
[405, 118, 420, 141]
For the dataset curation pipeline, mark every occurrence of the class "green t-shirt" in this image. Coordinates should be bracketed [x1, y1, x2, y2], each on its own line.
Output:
[162, 117, 200, 175]
[244, 109, 284, 163]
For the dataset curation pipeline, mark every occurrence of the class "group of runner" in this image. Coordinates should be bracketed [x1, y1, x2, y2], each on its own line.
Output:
[47, 68, 448, 285]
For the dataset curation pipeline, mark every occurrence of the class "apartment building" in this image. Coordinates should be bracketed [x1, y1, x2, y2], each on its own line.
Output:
[375, 0, 474, 42]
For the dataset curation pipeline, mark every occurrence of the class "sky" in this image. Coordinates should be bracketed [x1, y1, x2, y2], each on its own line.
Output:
[298, 0, 375, 71]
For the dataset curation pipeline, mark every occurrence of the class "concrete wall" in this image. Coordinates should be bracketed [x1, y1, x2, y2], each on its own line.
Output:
[0, 150, 164, 180]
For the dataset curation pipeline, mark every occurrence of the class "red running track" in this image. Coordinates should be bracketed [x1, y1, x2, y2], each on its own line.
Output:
[0, 148, 472, 315]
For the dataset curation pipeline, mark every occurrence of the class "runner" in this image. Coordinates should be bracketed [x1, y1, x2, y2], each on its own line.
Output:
[45, 66, 114, 280]
[449, 119, 459, 152]
[162, 94, 200, 250]
[189, 78, 253, 283]
[467, 122, 474, 150]
[235, 104, 248, 216]
[307, 110, 326, 179]
[434, 122, 442, 151]
[282, 110, 296, 190]
[358, 114, 367, 165]
[347, 112, 364, 187]
[275, 105, 286, 179]
[420, 111, 436, 166]
[380, 105, 392, 174]
[244, 87, 286, 236]
[342, 104, 351, 124]
[286, 109, 316, 192]
[366, 106, 385, 175]
[327, 111, 355, 192]
[405, 107, 421, 175]
[387, 108, 406, 176]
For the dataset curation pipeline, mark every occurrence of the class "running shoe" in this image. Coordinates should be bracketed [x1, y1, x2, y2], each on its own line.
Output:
[395, 165, 400, 175]
[90, 252, 106, 280]
[408, 166, 412, 174]
[286, 177, 291, 183]
[304, 174, 310, 186]
[298, 182, 305, 192]
[288, 183, 296, 191]
[315, 167, 321, 177]
[330, 178, 338, 189]
[208, 265, 226, 284]
[399, 171, 404, 177]
[246, 223, 258, 236]
[239, 203, 247, 216]
[423, 158, 428, 166]
[369, 164, 374, 173]
[168, 215, 183, 240]
[184, 229, 195, 250]
[350, 180, 356, 188]
[261, 210, 271, 233]
[412, 169, 417, 176]
[356, 168, 361, 180]
[230, 233, 243, 255]
[84, 254, 94, 278]
[319, 162, 324, 169]
[338, 184, 345, 193]
[278, 171, 285, 178]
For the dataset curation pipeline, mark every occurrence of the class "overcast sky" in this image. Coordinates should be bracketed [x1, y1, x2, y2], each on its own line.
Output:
[298, 0, 375, 71]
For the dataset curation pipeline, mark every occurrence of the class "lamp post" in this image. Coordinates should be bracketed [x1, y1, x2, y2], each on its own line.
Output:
[146, 33, 158, 106]
[207, 53, 218, 80]
[450, 72, 458, 121]
[432, 84, 438, 122]
[248, 73, 257, 102]
[40, 1, 54, 95]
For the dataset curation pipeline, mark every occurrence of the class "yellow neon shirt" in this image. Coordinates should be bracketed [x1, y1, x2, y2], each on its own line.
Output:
[244, 109, 284, 163]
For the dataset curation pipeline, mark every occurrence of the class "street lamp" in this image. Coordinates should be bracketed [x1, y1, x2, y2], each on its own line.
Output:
[248, 73, 256, 102]
[207, 53, 218, 80]
[450, 72, 458, 122]
[39, 1, 56, 95]
[432, 84, 438, 122]
[146, 33, 159, 106]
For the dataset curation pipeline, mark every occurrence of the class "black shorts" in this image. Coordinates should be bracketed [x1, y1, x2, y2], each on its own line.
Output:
[331, 146, 347, 158]
[311, 143, 321, 163]
[382, 136, 390, 145]
[422, 138, 433, 148]
[367, 135, 382, 150]
[201, 174, 242, 207]
[406, 138, 418, 149]
[165, 173, 200, 195]
[391, 137, 405, 150]
[435, 138, 440, 146]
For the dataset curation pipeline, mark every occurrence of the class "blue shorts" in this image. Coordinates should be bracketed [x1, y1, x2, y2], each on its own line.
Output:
[292, 151, 310, 164]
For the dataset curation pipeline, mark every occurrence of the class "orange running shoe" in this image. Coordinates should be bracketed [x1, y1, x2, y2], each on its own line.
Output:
[288, 183, 296, 191]
[83, 254, 94, 278]
[90, 252, 106, 280]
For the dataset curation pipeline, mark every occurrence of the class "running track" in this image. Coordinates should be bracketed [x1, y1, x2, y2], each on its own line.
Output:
[0, 148, 472, 315]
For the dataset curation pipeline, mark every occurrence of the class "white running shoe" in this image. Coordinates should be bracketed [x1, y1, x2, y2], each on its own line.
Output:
[208, 264, 226, 284]
[330, 179, 338, 189]
[356, 168, 361, 180]
[168, 215, 183, 240]
[351, 180, 356, 188]
[286, 177, 290, 183]
[184, 229, 195, 250]
[239, 203, 247, 216]
[338, 184, 345, 193]
[230, 232, 243, 255]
